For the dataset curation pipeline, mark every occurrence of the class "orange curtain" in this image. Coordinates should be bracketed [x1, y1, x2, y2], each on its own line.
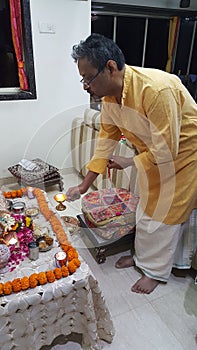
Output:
[9, 0, 28, 90]
[166, 16, 179, 73]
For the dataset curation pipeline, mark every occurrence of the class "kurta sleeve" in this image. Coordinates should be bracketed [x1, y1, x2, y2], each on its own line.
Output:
[87, 102, 122, 174]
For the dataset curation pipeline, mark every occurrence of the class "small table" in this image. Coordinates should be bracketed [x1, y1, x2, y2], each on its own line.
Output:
[77, 214, 135, 264]
[8, 158, 64, 192]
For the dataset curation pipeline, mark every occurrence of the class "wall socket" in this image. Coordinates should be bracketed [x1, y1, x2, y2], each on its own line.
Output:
[39, 22, 56, 34]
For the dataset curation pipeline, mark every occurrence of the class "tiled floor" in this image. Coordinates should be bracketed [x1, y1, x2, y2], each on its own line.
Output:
[3, 172, 197, 350]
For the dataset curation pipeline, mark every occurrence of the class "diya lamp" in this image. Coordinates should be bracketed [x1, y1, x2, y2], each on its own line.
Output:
[3, 231, 19, 247]
[54, 193, 67, 211]
[54, 251, 67, 267]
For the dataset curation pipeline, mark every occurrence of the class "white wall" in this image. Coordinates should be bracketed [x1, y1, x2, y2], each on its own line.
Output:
[0, 0, 91, 179]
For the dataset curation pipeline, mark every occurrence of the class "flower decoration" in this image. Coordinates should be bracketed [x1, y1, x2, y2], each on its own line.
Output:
[7, 214, 34, 271]
[21, 276, 29, 290]
[3, 281, 12, 295]
[37, 272, 47, 285]
[29, 273, 38, 288]
[0, 283, 4, 296]
[12, 278, 21, 293]
[0, 213, 16, 232]
[0, 187, 81, 295]
[46, 270, 56, 283]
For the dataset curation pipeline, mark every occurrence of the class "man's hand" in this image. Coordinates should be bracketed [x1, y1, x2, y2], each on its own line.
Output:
[66, 185, 81, 201]
[107, 156, 134, 169]
[66, 170, 99, 201]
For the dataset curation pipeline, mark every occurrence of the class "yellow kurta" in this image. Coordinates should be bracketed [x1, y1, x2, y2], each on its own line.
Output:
[87, 65, 197, 224]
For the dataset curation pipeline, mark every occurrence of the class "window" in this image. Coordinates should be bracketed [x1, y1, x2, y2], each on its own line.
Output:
[174, 17, 197, 75]
[0, 0, 36, 100]
[116, 16, 145, 66]
[91, 2, 197, 74]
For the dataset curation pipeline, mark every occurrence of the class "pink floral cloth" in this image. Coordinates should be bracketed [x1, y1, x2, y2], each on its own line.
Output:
[82, 188, 139, 240]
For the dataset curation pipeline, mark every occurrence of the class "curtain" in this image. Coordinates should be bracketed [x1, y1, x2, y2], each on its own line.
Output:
[9, 0, 28, 90]
[166, 16, 179, 73]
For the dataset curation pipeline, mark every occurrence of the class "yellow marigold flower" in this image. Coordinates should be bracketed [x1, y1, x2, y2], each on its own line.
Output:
[25, 216, 32, 227]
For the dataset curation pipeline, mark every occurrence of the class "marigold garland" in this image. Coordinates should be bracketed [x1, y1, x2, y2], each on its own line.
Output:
[21, 276, 29, 290]
[1, 187, 81, 296]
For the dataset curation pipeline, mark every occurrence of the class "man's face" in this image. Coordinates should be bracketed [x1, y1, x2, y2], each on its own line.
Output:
[78, 57, 109, 100]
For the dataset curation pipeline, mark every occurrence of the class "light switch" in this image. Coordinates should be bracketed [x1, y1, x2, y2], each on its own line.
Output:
[39, 22, 56, 34]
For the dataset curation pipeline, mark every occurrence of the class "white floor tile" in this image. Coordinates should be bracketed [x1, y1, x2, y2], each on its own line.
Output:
[101, 304, 184, 350]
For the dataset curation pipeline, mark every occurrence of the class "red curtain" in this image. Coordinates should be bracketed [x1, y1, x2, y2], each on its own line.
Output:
[9, 0, 28, 90]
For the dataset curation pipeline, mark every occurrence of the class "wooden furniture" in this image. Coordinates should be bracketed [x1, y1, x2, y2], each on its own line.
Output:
[8, 158, 64, 191]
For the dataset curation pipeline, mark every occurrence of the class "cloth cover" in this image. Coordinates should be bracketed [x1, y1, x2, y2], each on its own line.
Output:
[82, 188, 139, 240]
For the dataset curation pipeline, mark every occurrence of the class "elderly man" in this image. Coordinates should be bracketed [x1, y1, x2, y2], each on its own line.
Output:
[66, 33, 197, 294]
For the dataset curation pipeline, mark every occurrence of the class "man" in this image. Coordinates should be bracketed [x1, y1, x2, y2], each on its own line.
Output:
[66, 33, 197, 294]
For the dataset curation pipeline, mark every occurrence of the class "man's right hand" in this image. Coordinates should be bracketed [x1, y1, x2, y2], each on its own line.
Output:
[66, 185, 81, 201]
[66, 170, 99, 201]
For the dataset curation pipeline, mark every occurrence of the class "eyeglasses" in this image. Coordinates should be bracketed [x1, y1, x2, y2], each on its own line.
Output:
[80, 68, 103, 89]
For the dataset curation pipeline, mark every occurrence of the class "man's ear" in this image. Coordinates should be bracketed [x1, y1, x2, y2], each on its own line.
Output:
[106, 60, 117, 74]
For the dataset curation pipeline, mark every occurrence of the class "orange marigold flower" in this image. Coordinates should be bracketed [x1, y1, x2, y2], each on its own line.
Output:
[67, 261, 77, 274]
[61, 265, 69, 277]
[46, 270, 56, 283]
[59, 237, 70, 246]
[21, 276, 30, 290]
[0, 283, 4, 296]
[61, 244, 72, 253]
[3, 281, 12, 295]
[16, 189, 22, 197]
[53, 268, 62, 279]
[72, 258, 81, 267]
[37, 272, 47, 285]
[67, 248, 78, 261]
[44, 209, 54, 221]
[4, 191, 12, 198]
[29, 273, 38, 288]
[12, 278, 21, 293]
[11, 190, 17, 198]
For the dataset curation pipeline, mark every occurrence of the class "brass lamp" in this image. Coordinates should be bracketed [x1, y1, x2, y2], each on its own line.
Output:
[54, 193, 67, 211]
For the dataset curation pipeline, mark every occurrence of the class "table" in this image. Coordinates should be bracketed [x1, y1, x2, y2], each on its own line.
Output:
[77, 214, 135, 264]
[0, 193, 114, 350]
[8, 158, 64, 192]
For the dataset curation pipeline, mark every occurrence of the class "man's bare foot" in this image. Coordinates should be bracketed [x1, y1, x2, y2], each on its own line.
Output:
[115, 255, 135, 269]
[131, 276, 159, 294]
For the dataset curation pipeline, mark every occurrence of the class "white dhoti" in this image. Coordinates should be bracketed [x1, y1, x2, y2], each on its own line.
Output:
[133, 206, 197, 282]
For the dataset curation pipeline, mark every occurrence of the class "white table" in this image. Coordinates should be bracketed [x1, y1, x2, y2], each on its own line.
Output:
[0, 194, 114, 350]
